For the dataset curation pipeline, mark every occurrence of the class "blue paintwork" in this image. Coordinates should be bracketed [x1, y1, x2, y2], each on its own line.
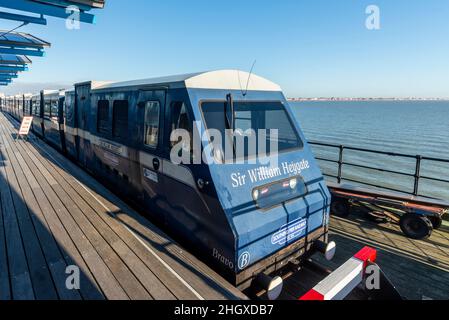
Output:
[0, 0, 97, 24]
[0, 48, 44, 57]
[0, 74, 18, 79]
[0, 11, 47, 25]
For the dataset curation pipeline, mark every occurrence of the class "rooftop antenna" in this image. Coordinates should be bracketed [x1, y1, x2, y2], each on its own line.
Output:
[237, 60, 257, 97]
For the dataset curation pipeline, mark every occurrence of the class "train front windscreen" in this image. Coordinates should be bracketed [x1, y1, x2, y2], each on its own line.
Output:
[201, 100, 303, 161]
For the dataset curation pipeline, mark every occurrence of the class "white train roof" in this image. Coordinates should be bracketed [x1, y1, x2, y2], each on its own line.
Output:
[92, 70, 282, 92]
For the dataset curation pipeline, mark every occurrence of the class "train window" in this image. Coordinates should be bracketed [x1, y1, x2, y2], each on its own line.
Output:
[51, 100, 59, 119]
[201, 101, 303, 160]
[144, 101, 160, 147]
[97, 100, 109, 134]
[112, 100, 128, 139]
[170, 102, 193, 158]
[44, 100, 51, 119]
[34, 100, 40, 116]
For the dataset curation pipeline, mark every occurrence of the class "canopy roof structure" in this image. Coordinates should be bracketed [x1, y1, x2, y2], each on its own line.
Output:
[0, 31, 50, 57]
[0, 0, 105, 24]
[0, 0, 105, 86]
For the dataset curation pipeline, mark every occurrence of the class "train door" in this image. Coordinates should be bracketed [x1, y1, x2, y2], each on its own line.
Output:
[75, 83, 91, 167]
[58, 96, 67, 154]
[160, 94, 215, 244]
[136, 90, 167, 223]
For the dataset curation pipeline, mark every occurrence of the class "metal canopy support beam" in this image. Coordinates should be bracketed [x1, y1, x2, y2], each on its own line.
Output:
[0, 74, 18, 79]
[0, 48, 44, 57]
[0, 0, 96, 24]
[0, 54, 32, 65]
[0, 11, 47, 25]
[0, 64, 25, 68]
[0, 72, 19, 76]
[0, 65, 28, 72]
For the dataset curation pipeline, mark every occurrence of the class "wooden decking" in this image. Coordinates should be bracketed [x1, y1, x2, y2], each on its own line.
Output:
[280, 212, 449, 300]
[326, 214, 449, 300]
[1, 111, 448, 301]
[0, 112, 246, 300]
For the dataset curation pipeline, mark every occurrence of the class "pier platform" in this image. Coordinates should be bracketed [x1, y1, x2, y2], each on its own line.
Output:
[1, 111, 448, 301]
[0, 112, 246, 300]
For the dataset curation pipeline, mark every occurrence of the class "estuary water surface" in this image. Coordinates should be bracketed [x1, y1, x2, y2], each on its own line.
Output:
[290, 101, 449, 200]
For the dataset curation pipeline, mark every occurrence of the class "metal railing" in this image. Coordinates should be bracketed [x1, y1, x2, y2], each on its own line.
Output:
[309, 141, 449, 198]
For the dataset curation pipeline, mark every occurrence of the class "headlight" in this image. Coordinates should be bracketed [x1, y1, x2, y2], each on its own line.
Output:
[253, 189, 259, 200]
[289, 178, 298, 190]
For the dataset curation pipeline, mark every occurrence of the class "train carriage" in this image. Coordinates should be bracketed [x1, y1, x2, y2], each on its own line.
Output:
[24, 94, 33, 117]
[30, 92, 44, 137]
[42, 89, 66, 152]
[16, 94, 23, 121]
[63, 70, 333, 290]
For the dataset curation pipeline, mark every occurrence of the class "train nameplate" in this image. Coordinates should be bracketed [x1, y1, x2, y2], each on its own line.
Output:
[144, 168, 159, 183]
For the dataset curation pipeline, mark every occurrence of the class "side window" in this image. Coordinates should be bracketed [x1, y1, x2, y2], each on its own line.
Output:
[170, 102, 193, 155]
[112, 100, 128, 139]
[51, 100, 59, 119]
[144, 101, 160, 147]
[97, 100, 109, 134]
[44, 100, 51, 119]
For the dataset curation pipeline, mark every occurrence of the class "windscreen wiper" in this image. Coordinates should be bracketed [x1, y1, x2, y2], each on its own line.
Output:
[225, 93, 235, 131]
[225, 93, 236, 157]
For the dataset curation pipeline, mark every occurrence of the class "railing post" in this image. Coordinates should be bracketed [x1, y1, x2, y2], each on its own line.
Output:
[413, 155, 422, 196]
[337, 145, 344, 184]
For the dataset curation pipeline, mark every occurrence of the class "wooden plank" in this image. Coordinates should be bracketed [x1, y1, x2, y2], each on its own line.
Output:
[331, 230, 449, 293]
[0, 131, 34, 300]
[0, 170, 11, 300]
[0, 114, 108, 300]
[2, 121, 128, 300]
[331, 216, 449, 267]
[43, 164, 176, 299]
[334, 219, 449, 271]
[28, 125, 246, 300]
[0, 127, 61, 300]
[7, 131, 152, 300]
[321, 231, 449, 300]
[46, 183, 152, 300]
[5, 142, 82, 300]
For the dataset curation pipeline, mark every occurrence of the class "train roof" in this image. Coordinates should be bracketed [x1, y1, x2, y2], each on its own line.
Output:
[42, 89, 66, 97]
[91, 70, 282, 92]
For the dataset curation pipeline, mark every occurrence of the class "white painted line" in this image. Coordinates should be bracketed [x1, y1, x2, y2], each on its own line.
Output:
[37, 144, 205, 300]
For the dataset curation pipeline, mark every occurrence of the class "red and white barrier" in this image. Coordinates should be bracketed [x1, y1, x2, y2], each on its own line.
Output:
[299, 246, 377, 300]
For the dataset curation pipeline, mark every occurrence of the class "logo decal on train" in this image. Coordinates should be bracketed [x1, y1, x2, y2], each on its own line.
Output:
[271, 218, 307, 246]
[213, 248, 234, 270]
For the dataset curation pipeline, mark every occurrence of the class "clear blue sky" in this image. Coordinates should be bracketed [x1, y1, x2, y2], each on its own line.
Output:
[1, 0, 449, 97]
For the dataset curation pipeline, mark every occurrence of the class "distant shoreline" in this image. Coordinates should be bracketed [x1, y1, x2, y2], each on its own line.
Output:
[288, 98, 449, 102]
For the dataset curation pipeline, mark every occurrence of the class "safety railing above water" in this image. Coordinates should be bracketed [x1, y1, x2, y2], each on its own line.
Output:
[309, 141, 449, 199]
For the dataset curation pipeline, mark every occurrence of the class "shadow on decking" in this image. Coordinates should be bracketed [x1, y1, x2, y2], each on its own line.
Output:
[0, 146, 104, 300]
[2, 112, 243, 300]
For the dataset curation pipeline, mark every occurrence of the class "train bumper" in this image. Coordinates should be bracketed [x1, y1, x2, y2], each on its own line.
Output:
[235, 226, 328, 290]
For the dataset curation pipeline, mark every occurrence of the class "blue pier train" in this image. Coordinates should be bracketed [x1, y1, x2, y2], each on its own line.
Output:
[1, 70, 334, 296]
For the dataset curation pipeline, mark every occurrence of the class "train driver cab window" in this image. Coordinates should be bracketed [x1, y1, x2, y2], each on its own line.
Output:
[112, 100, 129, 139]
[97, 100, 109, 134]
[170, 102, 193, 159]
[144, 101, 160, 147]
